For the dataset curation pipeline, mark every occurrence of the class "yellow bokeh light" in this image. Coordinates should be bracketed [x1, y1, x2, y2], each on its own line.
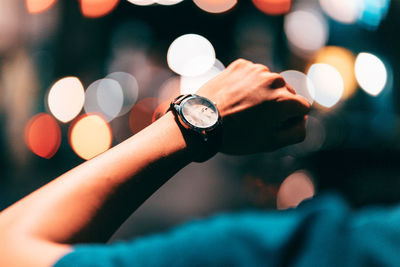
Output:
[69, 114, 112, 160]
[26, 0, 56, 14]
[48, 76, 85, 123]
[313, 46, 357, 100]
[193, 0, 237, 14]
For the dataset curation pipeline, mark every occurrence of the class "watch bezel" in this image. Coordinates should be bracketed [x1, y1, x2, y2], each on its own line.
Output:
[175, 94, 220, 133]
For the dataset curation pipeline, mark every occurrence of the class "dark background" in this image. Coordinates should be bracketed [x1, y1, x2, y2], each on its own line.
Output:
[1, 0, 399, 240]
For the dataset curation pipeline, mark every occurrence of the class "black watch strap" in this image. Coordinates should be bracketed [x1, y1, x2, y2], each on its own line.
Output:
[169, 94, 222, 162]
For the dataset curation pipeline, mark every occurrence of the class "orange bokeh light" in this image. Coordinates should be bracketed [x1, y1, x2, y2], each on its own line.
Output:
[26, 0, 56, 14]
[252, 0, 291, 15]
[69, 114, 113, 160]
[24, 113, 61, 159]
[276, 171, 315, 210]
[80, 0, 120, 18]
[129, 98, 159, 135]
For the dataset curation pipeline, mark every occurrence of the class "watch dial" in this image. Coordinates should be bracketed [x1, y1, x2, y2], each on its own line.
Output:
[181, 97, 219, 128]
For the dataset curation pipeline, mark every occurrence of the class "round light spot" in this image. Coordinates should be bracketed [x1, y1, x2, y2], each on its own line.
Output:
[106, 72, 139, 116]
[252, 0, 292, 15]
[180, 59, 225, 94]
[26, 0, 56, 14]
[193, 0, 237, 13]
[313, 46, 357, 100]
[25, 113, 61, 159]
[84, 78, 123, 122]
[80, 0, 119, 18]
[126, 0, 155, 6]
[158, 76, 181, 103]
[284, 9, 328, 57]
[355, 52, 387, 96]
[280, 70, 315, 104]
[319, 0, 359, 24]
[307, 63, 344, 108]
[156, 0, 184, 5]
[167, 34, 216, 77]
[69, 114, 112, 160]
[48, 77, 85, 123]
[277, 171, 315, 210]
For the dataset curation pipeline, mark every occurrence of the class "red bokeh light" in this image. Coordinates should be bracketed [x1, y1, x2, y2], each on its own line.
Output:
[129, 98, 160, 135]
[252, 0, 292, 15]
[24, 113, 61, 159]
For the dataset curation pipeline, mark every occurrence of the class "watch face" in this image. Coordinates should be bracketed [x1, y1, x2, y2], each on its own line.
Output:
[181, 96, 219, 129]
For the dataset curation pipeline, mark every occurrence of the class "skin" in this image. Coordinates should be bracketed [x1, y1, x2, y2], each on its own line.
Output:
[0, 59, 310, 267]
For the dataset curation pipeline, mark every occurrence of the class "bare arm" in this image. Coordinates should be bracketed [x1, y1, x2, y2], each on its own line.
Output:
[0, 59, 310, 267]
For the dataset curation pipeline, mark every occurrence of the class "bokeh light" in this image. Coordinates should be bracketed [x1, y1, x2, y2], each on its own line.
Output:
[106, 72, 139, 116]
[69, 114, 112, 160]
[129, 98, 159, 135]
[252, 0, 291, 16]
[167, 34, 216, 77]
[307, 63, 344, 108]
[357, 0, 390, 29]
[355, 52, 387, 96]
[158, 76, 181, 103]
[193, 0, 237, 14]
[156, 0, 184, 5]
[48, 76, 85, 123]
[284, 9, 328, 57]
[126, 0, 155, 6]
[84, 78, 124, 122]
[280, 70, 315, 104]
[180, 59, 225, 95]
[80, 0, 119, 18]
[26, 0, 56, 14]
[313, 46, 357, 100]
[25, 113, 61, 159]
[276, 170, 315, 210]
[319, 0, 359, 24]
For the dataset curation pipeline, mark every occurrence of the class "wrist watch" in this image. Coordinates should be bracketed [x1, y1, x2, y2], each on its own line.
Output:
[169, 94, 222, 162]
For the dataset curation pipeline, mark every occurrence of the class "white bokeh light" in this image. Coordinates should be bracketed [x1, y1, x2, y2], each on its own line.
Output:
[48, 77, 85, 123]
[167, 34, 216, 77]
[284, 9, 328, 57]
[307, 63, 344, 108]
[126, 0, 155, 6]
[319, 0, 359, 24]
[280, 70, 315, 104]
[156, 0, 184, 5]
[355, 52, 387, 96]
[106, 72, 139, 116]
[180, 59, 225, 94]
[84, 78, 123, 122]
[193, 0, 237, 13]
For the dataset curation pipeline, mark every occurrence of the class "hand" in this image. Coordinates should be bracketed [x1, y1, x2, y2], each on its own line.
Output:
[197, 59, 311, 155]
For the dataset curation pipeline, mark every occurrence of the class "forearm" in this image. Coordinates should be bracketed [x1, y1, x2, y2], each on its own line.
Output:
[0, 111, 193, 245]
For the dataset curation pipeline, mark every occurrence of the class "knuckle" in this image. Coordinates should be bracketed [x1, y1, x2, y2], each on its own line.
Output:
[232, 58, 251, 67]
[253, 64, 270, 72]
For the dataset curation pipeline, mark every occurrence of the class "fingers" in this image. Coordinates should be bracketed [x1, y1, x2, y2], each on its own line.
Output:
[274, 89, 311, 120]
[278, 116, 307, 146]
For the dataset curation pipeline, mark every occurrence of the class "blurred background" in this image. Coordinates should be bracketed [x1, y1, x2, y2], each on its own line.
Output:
[0, 0, 399, 241]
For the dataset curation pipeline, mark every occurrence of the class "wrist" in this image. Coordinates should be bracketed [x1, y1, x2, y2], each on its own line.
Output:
[161, 111, 202, 163]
